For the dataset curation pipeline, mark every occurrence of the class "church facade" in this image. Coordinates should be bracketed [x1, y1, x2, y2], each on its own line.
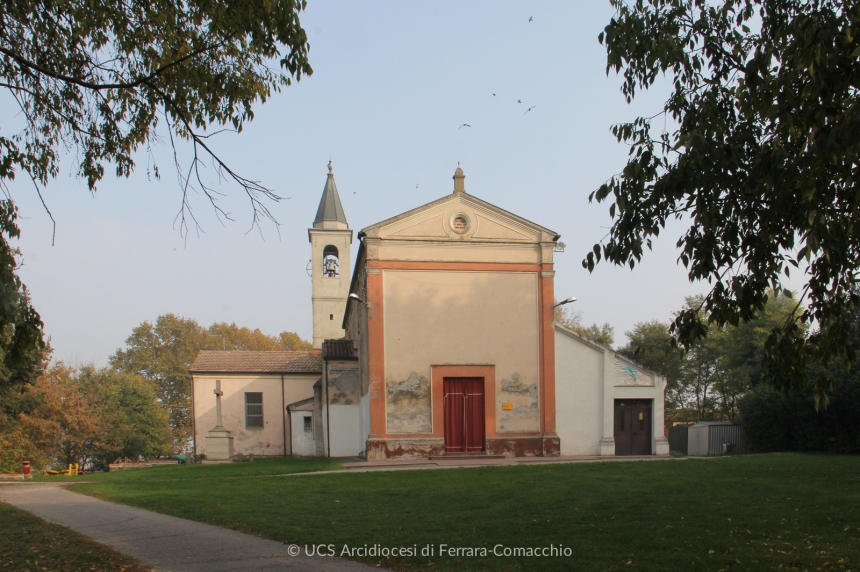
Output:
[190, 165, 669, 461]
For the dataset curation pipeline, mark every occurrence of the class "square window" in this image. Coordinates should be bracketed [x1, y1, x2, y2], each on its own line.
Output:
[245, 392, 263, 428]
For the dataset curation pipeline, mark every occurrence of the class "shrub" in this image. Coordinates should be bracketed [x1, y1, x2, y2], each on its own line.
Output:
[740, 370, 860, 454]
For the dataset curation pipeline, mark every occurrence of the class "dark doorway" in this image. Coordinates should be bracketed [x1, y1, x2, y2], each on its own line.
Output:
[443, 378, 485, 453]
[614, 399, 652, 456]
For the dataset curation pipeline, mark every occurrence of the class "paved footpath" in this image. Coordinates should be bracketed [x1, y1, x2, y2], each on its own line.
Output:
[0, 483, 374, 572]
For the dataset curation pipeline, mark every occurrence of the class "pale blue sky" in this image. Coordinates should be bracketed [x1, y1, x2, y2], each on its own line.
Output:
[3, 2, 803, 364]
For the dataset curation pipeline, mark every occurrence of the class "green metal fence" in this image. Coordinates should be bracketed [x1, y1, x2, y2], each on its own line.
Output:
[668, 425, 689, 454]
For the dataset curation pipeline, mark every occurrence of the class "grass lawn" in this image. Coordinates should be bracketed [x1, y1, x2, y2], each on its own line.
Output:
[0, 500, 150, 572]
[71, 453, 859, 571]
[34, 455, 341, 483]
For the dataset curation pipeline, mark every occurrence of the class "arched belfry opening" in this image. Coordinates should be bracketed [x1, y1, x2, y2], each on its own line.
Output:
[323, 245, 339, 277]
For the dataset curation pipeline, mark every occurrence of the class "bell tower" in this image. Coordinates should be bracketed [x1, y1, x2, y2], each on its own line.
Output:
[308, 162, 353, 348]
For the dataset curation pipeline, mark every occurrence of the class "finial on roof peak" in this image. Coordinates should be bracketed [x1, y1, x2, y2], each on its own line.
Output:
[313, 161, 348, 228]
[453, 164, 465, 194]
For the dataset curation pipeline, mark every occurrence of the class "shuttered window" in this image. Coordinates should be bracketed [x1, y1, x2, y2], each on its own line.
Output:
[245, 393, 263, 428]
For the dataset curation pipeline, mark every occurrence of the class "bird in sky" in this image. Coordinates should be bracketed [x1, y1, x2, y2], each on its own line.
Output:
[524, 105, 536, 115]
[529, 16, 533, 22]
[459, 123, 471, 129]
[517, 99, 522, 104]
[492, 93, 496, 96]
[415, 184, 419, 188]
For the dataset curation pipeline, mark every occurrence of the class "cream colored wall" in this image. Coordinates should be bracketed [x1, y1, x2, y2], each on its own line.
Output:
[290, 411, 316, 456]
[554, 324, 670, 456]
[193, 374, 318, 457]
[555, 330, 605, 455]
[383, 269, 540, 434]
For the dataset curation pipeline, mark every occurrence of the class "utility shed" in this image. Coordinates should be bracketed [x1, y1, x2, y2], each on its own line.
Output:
[687, 422, 746, 456]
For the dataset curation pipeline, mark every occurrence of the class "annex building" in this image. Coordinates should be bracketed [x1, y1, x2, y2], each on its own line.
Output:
[190, 164, 670, 460]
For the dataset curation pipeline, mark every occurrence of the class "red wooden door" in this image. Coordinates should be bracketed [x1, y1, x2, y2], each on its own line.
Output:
[443, 378, 485, 453]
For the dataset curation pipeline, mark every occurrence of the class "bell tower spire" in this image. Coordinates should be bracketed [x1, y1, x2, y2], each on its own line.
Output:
[308, 162, 353, 348]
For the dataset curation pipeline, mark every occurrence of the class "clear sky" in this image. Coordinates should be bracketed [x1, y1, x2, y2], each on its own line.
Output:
[2, 2, 805, 365]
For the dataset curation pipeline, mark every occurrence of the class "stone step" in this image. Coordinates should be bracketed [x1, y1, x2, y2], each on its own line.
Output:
[428, 454, 506, 460]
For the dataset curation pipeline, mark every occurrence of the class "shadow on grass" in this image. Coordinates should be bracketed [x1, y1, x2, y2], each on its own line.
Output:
[35, 456, 341, 483]
[0, 501, 150, 572]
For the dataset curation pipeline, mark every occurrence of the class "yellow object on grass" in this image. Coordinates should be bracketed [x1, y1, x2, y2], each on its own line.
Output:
[43, 464, 79, 477]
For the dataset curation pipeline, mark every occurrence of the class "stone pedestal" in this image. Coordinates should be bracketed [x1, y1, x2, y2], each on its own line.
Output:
[655, 436, 670, 456]
[206, 426, 234, 460]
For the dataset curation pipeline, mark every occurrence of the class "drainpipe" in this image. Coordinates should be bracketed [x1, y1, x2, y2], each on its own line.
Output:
[323, 361, 331, 457]
[190, 375, 197, 460]
[282, 374, 288, 457]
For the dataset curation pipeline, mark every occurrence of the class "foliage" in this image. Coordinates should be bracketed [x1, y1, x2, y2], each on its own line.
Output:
[554, 305, 615, 347]
[740, 293, 860, 453]
[0, 202, 46, 400]
[109, 314, 312, 449]
[0, 1, 311, 401]
[618, 320, 685, 410]
[620, 291, 803, 420]
[78, 366, 172, 467]
[0, 502, 150, 572]
[0, 364, 171, 471]
[588, 0, 860, 399]
[73, 454, 860, 572]
[12, 365, 104, 469]
[1, 0, 312, 232]
[740, 375, 860, 454]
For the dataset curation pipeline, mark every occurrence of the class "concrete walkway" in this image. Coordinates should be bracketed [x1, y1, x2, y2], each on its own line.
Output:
[0, 483, 374, 572]
[322, 453, 682, 474]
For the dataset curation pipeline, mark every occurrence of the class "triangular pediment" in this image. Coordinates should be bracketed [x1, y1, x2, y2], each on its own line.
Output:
[389, 214, 448, 238]
[363, 193, 557, 243]
[471, 214, 532, 241]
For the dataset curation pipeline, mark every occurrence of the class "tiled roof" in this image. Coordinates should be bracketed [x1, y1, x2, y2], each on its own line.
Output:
[190, 351, 322, 374]
[321, 339, 358, 361]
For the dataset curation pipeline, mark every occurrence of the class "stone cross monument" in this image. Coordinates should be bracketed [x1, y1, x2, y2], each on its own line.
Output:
[205, 379, 234, 460]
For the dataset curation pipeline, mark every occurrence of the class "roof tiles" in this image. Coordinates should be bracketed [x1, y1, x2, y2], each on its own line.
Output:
[321, 339, 358, 360]
[190, 351, 322, 374]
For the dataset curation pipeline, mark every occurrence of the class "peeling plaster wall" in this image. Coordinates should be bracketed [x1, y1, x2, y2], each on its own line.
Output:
[328, 366, 360, 405]
[193, 374, 317, 457]
[497, 373, 539, 432]
[554, 331, 605, 455]
[290, 409, 316, 456]
[383, 270, 540, 434]
[386, 371, 432, 434]
[326, 361, 362, 456]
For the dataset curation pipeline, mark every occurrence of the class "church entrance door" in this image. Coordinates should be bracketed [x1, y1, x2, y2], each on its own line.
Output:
[443, 378, 485, 453]
[614, 399, 652, 455]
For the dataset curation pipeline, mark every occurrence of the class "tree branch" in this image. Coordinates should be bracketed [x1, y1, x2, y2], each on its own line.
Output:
[0, 41, 224, 91]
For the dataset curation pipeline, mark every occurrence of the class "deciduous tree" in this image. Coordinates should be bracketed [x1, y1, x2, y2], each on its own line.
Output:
[554, 305, 616, 348]
[589, 0, 860, 399]
[618, 320, 685, 411]
[109, 314, 311, 449]
[0, 0, 312, 382]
